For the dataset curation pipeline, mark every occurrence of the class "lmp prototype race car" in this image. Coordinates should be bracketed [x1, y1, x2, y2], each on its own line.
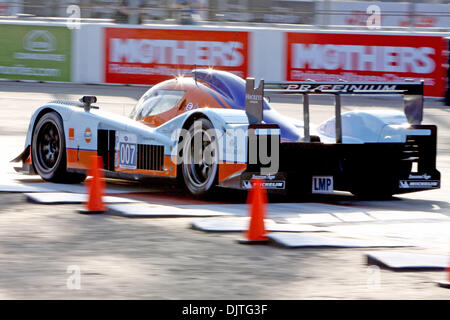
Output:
[12, 69, 440, 198]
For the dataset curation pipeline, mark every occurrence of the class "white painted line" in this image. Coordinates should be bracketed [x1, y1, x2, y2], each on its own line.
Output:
[367, 211, 449, 221]
[108, 203, 234, 218]
[268, 233, 413, 248]
[271, 203, 357, 213]
[0, 177, 155, 194]
[283, 214, 341, 224]
[328, 221, 450, 251]
[333, 212, 375, 222]
[366, 251, 449, 270]
[0, 184, 52, 193]
[25, 192, 139, 204]
[176, 204, 247, 217]
[191, 217, 326, 233]
[178, 202, 360, 218]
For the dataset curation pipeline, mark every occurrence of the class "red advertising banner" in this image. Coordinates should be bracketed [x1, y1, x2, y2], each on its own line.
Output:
[105, 28, 249, 84]
[286, 33, 447, 97]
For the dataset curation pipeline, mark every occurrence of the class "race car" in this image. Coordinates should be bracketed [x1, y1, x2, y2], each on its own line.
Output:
[12, 69, 440, 198]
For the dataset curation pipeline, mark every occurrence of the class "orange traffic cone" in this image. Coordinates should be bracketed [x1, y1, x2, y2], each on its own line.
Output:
[78, 156, 106, 214]
[238, 178, 269, 244]
[436, 254, 450, 289]
[447, 262, 450, 283]
[448, 257, 450, 282]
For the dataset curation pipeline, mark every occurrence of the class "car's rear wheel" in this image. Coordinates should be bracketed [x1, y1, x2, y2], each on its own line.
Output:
[32, 112, 85, 183]
[181, 118, 218, 196]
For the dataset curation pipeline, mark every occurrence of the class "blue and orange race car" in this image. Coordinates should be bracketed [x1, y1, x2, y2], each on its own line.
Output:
[12, 69, 440, 198]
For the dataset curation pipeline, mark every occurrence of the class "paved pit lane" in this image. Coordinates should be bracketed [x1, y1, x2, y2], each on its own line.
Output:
[0, 81, 449, 299]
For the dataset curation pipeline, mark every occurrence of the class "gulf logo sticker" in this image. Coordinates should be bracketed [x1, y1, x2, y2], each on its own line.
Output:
[84, 128, 92, 143]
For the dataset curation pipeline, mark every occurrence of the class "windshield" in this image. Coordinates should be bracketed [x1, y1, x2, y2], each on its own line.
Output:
[130, 88, 185, 120]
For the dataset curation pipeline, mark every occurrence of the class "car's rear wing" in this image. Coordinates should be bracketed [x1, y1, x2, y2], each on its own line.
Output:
[245, 78, 424, 143]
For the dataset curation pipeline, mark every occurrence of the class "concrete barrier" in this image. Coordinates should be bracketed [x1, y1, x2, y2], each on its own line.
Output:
[445, 38, 450, 106]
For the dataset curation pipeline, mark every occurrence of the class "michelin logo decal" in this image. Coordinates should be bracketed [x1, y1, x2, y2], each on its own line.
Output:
[400, 173, 439, 189]
[242, 180, 285, 190]
[399, 180, 439, 188]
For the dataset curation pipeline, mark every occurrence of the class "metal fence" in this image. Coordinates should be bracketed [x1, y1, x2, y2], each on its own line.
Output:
[0, 0, 449, 29]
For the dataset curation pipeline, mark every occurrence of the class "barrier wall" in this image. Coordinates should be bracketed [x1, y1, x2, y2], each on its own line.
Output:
[446, 38, 450, 106]
[1, 20, 449, 98]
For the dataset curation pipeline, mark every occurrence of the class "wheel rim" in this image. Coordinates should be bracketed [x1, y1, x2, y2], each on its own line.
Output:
[184, 129, 216, 188]
[36, 121, 61, 171]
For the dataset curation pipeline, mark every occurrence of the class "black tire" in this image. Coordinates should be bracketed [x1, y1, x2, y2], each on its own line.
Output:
[32, 112, 85, 183]
[180, 118, 219, 196]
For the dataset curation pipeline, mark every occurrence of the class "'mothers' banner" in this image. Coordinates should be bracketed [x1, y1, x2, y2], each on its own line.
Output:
[0, 25, 71, 81]
[286, 33, 447, 97]
[105, 28, 249, 84]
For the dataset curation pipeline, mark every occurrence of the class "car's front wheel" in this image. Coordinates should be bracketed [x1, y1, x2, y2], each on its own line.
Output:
[31, 112, 85, 183]
[180, 118, 219, 196]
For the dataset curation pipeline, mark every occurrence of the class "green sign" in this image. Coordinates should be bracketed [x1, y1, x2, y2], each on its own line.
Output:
[0, 25, 71, 81]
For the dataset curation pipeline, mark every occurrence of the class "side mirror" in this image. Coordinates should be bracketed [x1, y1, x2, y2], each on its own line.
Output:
[80, 96, 97, 111]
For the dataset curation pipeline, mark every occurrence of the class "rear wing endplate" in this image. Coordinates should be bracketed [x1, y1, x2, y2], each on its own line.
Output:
[245, 79, 424, 143]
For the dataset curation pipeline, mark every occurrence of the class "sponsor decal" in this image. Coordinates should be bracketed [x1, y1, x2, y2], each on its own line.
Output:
[408, 173, 431, 180]
[84, 128, 92, 143]
[286, 33, 446, 97]
[399, 180, 439, 188]
[312, 176, 334, 194]
[242, 180, 285, 190]
[0, 25, 71, 81]
[251, 174, 276, 180]
[115, 132, 137, 169]
[281, 83, 398, 93]
[105, 28, 249, 85]
[263, 181, 285, 189]
[185, 102, 194, 111]
[245, 93, 263, 101]
[68, 128, 74, 140]
[23, 30, 56, 52]
[242, 180, 252, 189]
[241, 173, 286, 190]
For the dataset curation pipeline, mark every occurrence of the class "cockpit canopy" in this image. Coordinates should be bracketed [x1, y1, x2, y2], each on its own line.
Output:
[130, 87, 185, 120]
[129, 69, 300, 141]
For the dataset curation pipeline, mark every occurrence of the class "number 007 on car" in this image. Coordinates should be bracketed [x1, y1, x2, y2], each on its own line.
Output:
[116, 132, 137, 169]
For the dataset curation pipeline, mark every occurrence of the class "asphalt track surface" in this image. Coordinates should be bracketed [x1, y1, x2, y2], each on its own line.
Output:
[0, 81, 449, 299]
